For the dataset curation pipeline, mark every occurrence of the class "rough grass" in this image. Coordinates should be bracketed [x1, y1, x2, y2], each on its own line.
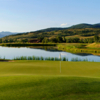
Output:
[57, 43, 100, 54]
[87, 43, 100, 48]
[0, 61, 100, 100]
[65, 35, 94, 39]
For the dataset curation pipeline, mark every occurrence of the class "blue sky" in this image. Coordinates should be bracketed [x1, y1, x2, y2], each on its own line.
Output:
[0, 0, 100, 32]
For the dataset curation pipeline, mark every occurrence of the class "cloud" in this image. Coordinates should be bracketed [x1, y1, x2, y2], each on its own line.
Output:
[61, 23, 68, 26]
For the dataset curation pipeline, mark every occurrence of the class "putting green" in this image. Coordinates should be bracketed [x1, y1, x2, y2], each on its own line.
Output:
[0, 60, 100, 78]
[0, 61, 100, 100]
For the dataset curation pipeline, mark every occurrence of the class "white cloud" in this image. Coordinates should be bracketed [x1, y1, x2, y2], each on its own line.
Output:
[61, 23, 68, 26]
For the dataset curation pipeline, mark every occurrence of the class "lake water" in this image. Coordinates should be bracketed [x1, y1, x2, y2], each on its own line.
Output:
[0, 46, 100, 62]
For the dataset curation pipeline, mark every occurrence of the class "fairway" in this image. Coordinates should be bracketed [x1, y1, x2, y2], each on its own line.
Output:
[0, 61, 100, 100]
[1, 61, 100, 77]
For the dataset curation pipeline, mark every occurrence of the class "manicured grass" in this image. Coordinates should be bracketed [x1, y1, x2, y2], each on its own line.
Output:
[1, 76, 100, 100]
[0, 61, 100, 77]
[0, 61, 100, 100]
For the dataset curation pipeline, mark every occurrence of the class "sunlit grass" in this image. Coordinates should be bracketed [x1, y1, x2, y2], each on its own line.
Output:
[1, 76, 100, 100]
[0, 61, 100, 100]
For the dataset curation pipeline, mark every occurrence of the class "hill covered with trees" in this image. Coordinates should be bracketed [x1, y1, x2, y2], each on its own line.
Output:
[1, 23, 100, 43]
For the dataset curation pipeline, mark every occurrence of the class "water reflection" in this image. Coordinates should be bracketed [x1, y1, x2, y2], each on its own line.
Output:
[0, 46, 100, 62]
[72, 53, 93, 56]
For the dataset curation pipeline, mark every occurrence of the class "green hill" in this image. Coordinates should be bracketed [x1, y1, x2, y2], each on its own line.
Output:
[69, 23, 92, 29]
[1, 23, 100, 42]
[69, 23, 100, 29]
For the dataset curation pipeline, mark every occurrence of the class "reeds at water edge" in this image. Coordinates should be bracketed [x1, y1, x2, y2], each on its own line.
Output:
[13, 56, 96, 62]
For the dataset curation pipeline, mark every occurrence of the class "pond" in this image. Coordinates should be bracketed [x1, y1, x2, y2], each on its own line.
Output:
[0, 46, 100, 62]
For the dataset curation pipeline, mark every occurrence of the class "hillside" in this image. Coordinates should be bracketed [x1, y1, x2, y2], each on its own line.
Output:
[33, 27, 67, 32]
[1, 23, 100, 41]
[69, 23, 100, 29]
[69, 23, 92, 29]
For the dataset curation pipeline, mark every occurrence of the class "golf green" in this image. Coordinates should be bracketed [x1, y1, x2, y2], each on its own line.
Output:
[0, 61, 100, 100]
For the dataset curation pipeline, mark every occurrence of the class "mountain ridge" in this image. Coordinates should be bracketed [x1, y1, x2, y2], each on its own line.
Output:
[1, 23, 100, 38]
[31, 23, 100, 33]
[68, 23, 100, 29]
[0, 31, 16, 38]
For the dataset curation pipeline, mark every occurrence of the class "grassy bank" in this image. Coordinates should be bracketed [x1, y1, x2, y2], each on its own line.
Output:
[57, 43, 100, 54]
[0, 61, 100, 100]
[1, 43, 100, 55]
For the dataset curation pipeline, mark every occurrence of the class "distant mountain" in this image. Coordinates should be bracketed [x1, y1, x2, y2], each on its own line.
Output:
[0, 31, 16, 38]
[69, 23, 100, 29]
[92, 23, 100, 28]
[2, 23, 100, 40]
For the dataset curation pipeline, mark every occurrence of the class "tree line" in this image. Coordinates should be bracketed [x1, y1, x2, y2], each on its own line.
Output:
[0, 35, 100, 43]
[42, 35, 100, 43]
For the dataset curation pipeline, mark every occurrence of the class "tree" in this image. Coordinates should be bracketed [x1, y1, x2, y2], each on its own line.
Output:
[50, 38, 57, 43]
[3, 39, 8, 43]
[0, 39, 2, 43]
[38, 37, 44, 42]
[8, 39, 14, 43]
[21, 39, 28, 43]
[88, 38, 94, 43]
[83, 39, 88, 43]
[94, 35, 99, 42]
[56, 36, 63, 43]
[42, 38, 49, 43]
[63, 36, 66, 42]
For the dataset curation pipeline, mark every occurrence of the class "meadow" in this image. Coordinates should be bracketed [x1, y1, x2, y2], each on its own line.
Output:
[0, 60, 100, 100]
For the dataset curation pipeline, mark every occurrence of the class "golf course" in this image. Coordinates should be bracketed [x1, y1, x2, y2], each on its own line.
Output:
[0, 60, 100, 100]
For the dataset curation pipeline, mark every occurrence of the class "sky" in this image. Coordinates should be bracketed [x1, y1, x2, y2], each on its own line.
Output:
[0, 0, 100, 32]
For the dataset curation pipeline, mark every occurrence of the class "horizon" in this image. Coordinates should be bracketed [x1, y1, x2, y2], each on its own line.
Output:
[0, 22, 100, 33]
[0, 0, 100, 32]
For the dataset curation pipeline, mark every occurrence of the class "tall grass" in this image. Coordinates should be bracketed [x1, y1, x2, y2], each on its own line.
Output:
[41, 56, 44, 60]
[51, 57, 54, 61]
[55, 57, 61, 61]
[28, 56, 33, 60]
[32, 56, 35, 60]
[62, 57, 66, 61]
[12, 56, 97, 62]
[36, 57, 40, 60]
